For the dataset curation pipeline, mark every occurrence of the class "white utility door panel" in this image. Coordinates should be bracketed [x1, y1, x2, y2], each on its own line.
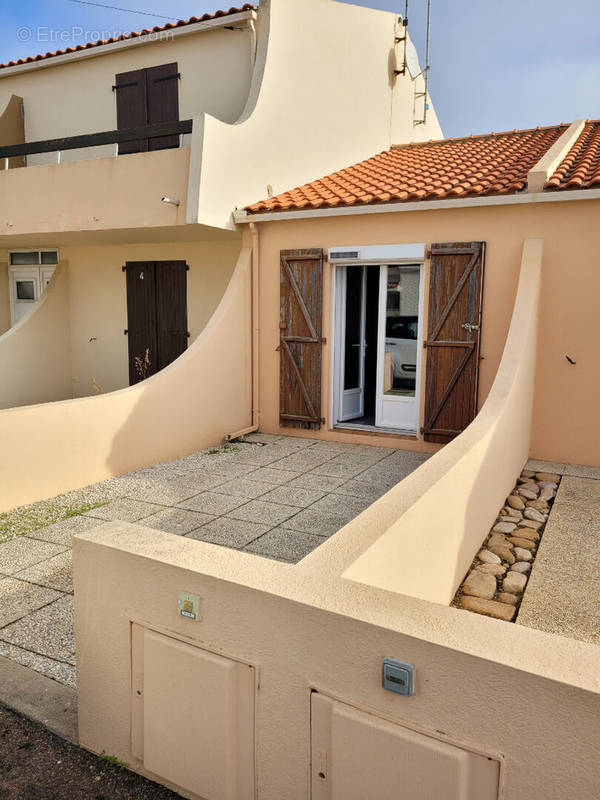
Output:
[132, 627, 255, 800]
[311, 694, 499, 800]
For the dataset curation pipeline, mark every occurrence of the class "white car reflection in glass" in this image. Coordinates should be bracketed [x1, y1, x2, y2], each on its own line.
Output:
[384, 315, 418, 395]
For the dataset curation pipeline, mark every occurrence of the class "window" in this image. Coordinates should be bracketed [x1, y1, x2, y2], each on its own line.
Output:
[9, 249, 58, 266]
[16, 280, 35, 300]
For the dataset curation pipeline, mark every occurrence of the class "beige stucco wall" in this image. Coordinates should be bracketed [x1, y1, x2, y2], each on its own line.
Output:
[190, 0, 442, 229]
[0, 248, 251, 512]
[0, 146, 190, 238]
[0, 94, 25, 168]
[251, 198, 600, 467]
[344, 241, 541, 603]
[0, 261, 9, 334]
[64, 239, 240, 396]
[74, 521, 600, 800]
[0, 262, 72, 409]
[0, 23, 253, 165]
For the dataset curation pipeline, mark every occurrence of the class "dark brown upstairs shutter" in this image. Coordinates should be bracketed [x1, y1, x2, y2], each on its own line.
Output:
[146, 62, 180, 151]
[155, 261, 188, 371]
[423, 242, 485, 443]
[125, 261, 158, 385]
[279, 249, 324, 430]
[115, 68, 148, 154]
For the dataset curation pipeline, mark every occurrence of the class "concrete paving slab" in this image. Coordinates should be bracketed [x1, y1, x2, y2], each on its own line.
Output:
[309, 461, 367, 480]
[525, 458, 567, 474]
[332, 479, 391, 502]
[187, 517, 271, 548]
[0, 538, 67, 576]
[84, 498, 164, 522]
[0, 641, 76, 690]
[562, 463, 600, 479]
[0, 654, 77, 742]
[281, 494, 370, 537]
[141, 508, 215, 536]
[0, 596, 75, 665]
[0, 578, 61, 627]
[246, 467, 301, 485]
[212, 477, 276, 499]
[244, 528, 325, 562]
[517, 475, 600, 645]
[260, 485, 326, 508]
[16, 551, 74, 594]
[227, 500, 300, 526]
[26, 516, 104, 546]
[123, 481, 200, 505]
[176, 491, 247, 516]
[286, 473, 346, 492]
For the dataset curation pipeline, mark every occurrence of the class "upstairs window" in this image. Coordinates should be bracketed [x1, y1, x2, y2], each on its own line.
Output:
[114, 62, 180, 154]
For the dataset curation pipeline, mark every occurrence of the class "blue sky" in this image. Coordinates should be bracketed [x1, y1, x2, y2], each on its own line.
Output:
[1, 0, 599, 138]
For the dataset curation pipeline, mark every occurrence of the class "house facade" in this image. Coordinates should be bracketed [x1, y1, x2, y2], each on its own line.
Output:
[236, 120, 600, 467]
[0, 0, 440, 408]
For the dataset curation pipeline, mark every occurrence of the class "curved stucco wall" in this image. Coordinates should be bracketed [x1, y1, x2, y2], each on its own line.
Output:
[0, 262, 72, 410]
[0, 248, 251, 513]
[188, 0, 442, 230]
[342, 240, 542, 604]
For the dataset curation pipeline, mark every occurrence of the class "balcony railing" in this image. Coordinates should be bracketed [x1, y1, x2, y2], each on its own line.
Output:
[0, 119, 193, 167]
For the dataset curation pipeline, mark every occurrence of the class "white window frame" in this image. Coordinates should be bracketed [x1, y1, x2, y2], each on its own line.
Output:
[8, 249, 59, 326]
[329, 243, 426, 436]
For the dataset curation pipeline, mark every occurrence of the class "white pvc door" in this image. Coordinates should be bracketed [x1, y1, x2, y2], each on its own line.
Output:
[375, 265, 423, 432]
[340, 265, 367, 421]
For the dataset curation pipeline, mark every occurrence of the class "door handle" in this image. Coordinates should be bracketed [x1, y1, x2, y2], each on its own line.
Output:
[461, 323, 480, 332]
[351, 343, 367, 348]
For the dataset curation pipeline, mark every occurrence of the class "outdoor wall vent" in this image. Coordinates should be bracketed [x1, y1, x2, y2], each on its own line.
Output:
[328, 244, 426, 265]
[329, 250, 359, 260]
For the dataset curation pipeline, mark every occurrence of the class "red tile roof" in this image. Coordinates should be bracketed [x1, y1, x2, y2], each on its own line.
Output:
[545, 121, 600, 190]
[0, 5, 254, 70]
[245, 123, 598, 214]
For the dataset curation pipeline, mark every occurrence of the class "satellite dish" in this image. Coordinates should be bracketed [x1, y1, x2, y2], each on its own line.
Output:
[405, 37, 421, 79]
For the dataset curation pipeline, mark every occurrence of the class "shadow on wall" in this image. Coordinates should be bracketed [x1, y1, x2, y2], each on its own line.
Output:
[0, 249, 252, 513]
[303, 240, 543, 605]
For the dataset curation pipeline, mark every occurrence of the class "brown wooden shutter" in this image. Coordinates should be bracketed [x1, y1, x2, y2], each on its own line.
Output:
[423, 242, 485, 443]
[125, 261, 158, 384]
[115, 69, 148, 154]
[146, 62, 180, 151]
[279, 249, 323, 430]
[155, 261, 188, 371]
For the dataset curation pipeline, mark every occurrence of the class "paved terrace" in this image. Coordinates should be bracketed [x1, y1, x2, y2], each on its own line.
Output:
[0, 434, 430, 688]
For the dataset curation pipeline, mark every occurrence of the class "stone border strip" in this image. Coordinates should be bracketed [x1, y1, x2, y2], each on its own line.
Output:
[453, 469, 561, 621]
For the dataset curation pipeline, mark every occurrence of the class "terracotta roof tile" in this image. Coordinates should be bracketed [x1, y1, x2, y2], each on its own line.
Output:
[545, 121, 600, 190]
[246, 125, 570, 214]
[0, 5, 254, 70]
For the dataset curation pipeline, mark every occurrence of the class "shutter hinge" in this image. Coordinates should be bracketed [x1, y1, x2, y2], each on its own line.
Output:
[152, 72, 181, 83]
[112, 81, 138, 91]
[124, 329, 128, 335]
[122, 265, 127, 272]
[186, 264, 190, 271]
[187, 332, 190, 338]
[425, 249, 432, 259]
[321, 418, 326, 425]
[279, 322, 287, 329]
[321, 337, 327, 345]
[419, 426, 425, 435]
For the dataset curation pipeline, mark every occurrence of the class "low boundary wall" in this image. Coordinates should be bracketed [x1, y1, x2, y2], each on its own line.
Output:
[0, 248, 252, 512]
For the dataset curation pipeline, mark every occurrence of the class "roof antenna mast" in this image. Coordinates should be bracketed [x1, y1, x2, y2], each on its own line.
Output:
[413, 0, 431, 126]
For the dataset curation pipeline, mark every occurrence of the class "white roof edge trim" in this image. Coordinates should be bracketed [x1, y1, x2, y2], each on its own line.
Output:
[234, 187, 600, 224]
[328, 243, 425, 264]
[0, 10, 256, 79]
